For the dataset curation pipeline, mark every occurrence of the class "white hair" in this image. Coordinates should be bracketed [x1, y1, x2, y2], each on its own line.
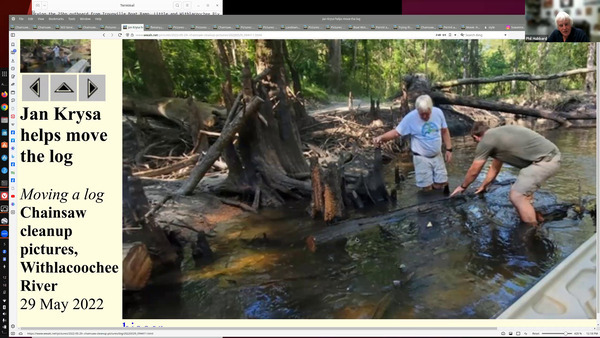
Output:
[415, 94, 433, 113]
[555, 12, 573, 27]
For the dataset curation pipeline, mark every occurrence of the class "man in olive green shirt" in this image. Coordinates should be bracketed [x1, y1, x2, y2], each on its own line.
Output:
[451, 122, 561, 227]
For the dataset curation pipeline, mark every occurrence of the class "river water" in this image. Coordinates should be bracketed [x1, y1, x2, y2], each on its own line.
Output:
[124, 127, 596, 319]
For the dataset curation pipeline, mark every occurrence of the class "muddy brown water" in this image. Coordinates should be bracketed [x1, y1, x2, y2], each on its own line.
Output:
[124, 127, 596, 319]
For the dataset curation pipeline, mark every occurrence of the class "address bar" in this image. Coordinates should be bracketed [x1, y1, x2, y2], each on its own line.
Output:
[134, 31, 523, 39]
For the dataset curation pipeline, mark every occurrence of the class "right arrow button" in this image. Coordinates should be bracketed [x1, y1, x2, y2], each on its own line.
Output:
[87, 79, 98, 98]
[78, 75, 105, 101]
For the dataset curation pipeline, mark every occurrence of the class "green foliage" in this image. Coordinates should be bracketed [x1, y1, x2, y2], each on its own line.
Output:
[21, 39, 84, 48]
[302, 83, 329, 102]
[122, 39, 595, 104]
[122, 40, 144, 95]
[161, 40, 221, 101]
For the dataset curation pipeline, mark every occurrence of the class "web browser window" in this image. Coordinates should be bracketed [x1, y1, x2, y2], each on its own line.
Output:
[3, 13, 598, 338]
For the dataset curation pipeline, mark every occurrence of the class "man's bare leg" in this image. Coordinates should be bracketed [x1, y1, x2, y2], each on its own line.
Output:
[433, 182, 450, 195]
[510, 189, 538, 226]
[432, 182, 448, 190]
[525, 193, 545, 222]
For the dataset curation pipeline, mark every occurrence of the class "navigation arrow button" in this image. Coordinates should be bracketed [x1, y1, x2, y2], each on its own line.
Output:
[54, 82, 74, 93]
[30, 78, 40, 97]
[87, 79, 98, 98]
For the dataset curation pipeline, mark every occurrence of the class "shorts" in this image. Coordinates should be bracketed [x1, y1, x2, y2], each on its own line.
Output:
[513, 151, 561, 196]
[413, 153, 448, 188]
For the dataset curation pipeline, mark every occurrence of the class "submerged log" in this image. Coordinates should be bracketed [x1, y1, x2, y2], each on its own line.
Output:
[306, 194, 470, 250]
[122, 242, 152, 291]
[306, 183, 573, 251]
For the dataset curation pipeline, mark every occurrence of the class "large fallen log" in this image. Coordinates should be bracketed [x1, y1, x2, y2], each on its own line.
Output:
[306, 188, 573, 251]
[306, 194, 470, 250]
[429, 92, 570, 126]
[432, 68, 596, 89]
[66, 59, 89, 73]
[122, 96, 219, 128]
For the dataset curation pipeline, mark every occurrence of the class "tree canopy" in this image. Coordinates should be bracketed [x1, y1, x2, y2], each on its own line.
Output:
[122, 39, 593, 103]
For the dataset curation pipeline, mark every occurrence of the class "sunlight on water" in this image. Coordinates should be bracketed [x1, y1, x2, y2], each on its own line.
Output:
[125, 128, 596, 319]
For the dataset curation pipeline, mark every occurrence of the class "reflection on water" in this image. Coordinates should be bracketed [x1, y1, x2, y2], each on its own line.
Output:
[124, 128, 596, 319]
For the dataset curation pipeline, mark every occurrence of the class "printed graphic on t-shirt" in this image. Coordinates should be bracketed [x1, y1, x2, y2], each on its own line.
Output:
[421, 121, 439, 139]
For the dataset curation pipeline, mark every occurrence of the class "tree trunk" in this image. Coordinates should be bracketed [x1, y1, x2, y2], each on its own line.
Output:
[538, 44, 550, 94]
[511, 41, 522, 94]
[220, 40, 311, 207]
[352, 40, 358, 76]
[462, 40, 470, 96]
[176, 96, 264, 195]
[586, 43, 596, 93]
[469, 39, 479, 96]
[134, 40, 174, 97]
[424, 41, 428, 78]
[363, 40, 370, 96]
[230, 40, 238, 67]
[323, 161, 346, 223]
[282, 41, 309, 121]
[215, 40, 234, 111]
[328, 40, 342, 94]
[310, 157, 325, 218]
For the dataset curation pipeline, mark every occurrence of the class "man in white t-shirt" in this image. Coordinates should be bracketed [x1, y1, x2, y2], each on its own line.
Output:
[373, 95, 452, 191]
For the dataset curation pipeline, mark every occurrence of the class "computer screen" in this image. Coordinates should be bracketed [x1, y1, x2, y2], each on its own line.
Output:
[3, 11, 598, 338]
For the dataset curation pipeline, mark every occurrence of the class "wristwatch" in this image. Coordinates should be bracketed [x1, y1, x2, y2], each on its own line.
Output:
[460, 184, 467, 189]
[446, 148, 453, 152]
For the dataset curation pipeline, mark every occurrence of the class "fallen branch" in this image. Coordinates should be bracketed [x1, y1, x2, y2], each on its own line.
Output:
[218, 197, 257, 213]
[134, 154, 199, 177]
[144, 195, 173, 219]
[165, 219, 205, 234]
[429, 92, 570, 126]
[176, 96, 264, 195]
[432, 68, 596, 89]
[200, 130, 221, 137]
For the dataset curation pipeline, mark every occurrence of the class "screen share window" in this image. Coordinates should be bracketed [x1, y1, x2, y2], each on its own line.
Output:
[4, 13, 599, 338]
